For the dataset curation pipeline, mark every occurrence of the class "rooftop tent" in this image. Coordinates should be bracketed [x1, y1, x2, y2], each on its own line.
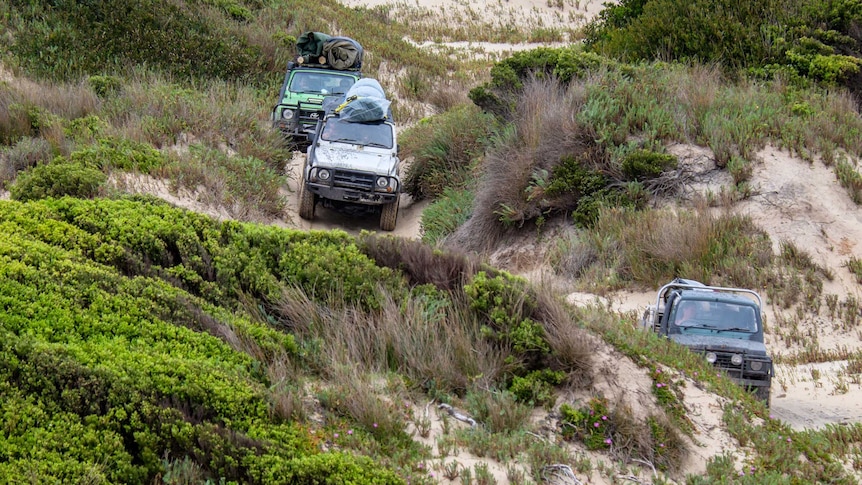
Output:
[323, 37, 364, 70]
[296, 31, 331, 58]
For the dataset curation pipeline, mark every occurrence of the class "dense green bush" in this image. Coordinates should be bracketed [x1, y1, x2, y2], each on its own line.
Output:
[584, 0, 862, 94]
[22, 197, 403, 309]
[464, 271, 551, 372]
[7, 0, 264, 81]
[0, 197, 408, 482]
[419, 187, 474, 245]
[69, 137, 167, 173]
[469, 47, 614, 120]
[9, 160, 106, 201]
[621, 149, 678, 181]
[546, 155, 644, 227]
[400, 105, 498, 200]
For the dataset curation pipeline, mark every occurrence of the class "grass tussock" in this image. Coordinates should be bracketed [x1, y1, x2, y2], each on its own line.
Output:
[446, 76, 598, 253]
[358, 233, 485, 291]
[0, 136, 54, 186]
[275, 280, 510, 394]
[580, 204, 773, 290]
[400, 104, 498, 201]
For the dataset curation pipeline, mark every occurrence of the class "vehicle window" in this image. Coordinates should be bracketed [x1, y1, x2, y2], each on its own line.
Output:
[320, 118, 393, 148]
[673, 300, 757, 332]
[291, 73, 355, 95]
[673, 301, 708, 327]
[290, 73, 323, 93]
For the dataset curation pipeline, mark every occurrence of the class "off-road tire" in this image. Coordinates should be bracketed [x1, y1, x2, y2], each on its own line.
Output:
[754, 385, 771, 407]
[298, 178, 316, 221]
[379, 195, 399, 231]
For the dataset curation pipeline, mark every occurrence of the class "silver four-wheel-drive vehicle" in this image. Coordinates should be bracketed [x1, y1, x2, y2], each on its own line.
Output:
[297, 78, 401, 231]
[641, 278, 773, 406]
[271, 32, 363, 149]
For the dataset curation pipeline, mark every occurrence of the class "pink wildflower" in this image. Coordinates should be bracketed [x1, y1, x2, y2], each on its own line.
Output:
[594, 422, 600, 428]
[334, 433, 339, 438]
[601, 415, 608, 421]
[347, 429, 353, 435]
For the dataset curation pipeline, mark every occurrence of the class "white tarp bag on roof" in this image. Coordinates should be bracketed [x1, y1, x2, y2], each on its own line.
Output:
[336, 79, 391, 122]
[346, 79, 385, 99]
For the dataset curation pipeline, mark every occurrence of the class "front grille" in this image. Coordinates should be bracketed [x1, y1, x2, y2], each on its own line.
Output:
[332, 170, 375, 191]
[297, 109, 323, 131]
[707, 352, 770, 381]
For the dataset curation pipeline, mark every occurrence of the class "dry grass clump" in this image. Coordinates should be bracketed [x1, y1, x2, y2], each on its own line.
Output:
[275, 281, 510, 394]
[358, 233, 485, 291]
[317, 365, 411, 440]
[446, 76, 597, 253]
[579, 204, 773, 290]
[464, 389, 533, 434]
[535, 286, 596, 381]
[1, 75, 100, 153]
[0, 136, 54, 185]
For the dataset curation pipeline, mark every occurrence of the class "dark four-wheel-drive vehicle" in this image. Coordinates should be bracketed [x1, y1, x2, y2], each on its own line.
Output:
[641, 278, 773, 406]
[272, 32, 363, 148]
[297, 78, 401, 231]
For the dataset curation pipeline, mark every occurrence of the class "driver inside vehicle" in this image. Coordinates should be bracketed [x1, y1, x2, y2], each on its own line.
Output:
[292, 75, 317, 92]
[675, 301, 707, 326]
[335, 78, 353, 94]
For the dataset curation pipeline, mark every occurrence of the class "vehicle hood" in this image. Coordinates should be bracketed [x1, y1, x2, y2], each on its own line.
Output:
[670, 334, 770, 358]
[313, 144, 397, 175]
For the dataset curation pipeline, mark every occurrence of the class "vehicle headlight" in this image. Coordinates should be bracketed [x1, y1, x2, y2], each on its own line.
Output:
[317, 169, 330, 181]
[706, 352, 717, 364]
[376, 177, 390, 189]
[731, 354, 743, 366]
[281, 109, 294, 120]
[750, 361, 763, 371]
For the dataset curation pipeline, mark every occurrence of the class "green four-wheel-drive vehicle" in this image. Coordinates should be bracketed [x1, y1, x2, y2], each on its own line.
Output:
[272, 32, 363, 149]
[641, 278, 773, 406]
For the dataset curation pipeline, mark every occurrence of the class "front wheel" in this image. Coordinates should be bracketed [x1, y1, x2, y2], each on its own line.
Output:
[379, 195, 399, 231]
[297, 180, 316, 221]
[754, 385, 771, 408]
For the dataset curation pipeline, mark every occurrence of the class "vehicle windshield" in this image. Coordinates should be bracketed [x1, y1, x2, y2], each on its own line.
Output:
[320, 118, 393, 148]
[673, 300, 758, 332]
[290, 72, 355, 95]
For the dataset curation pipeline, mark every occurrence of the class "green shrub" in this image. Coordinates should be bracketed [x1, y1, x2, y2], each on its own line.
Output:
[0, 196, 408, 483]
[419, 187, 474, 245]
[560, 397, 613, 450]
[465, 271, 551, 372]
[583, 0, 862, 97]
[9, 160, 106, 201]
[400, 105, 497, 200]
[69, 137, 167, 173]
[620, 149, 678, 180]
[469, 47, 612, 120]
[254, 452, 405, 484]
[87, 75, 123, 98]
[508, 369, 566, 407]
[8, 0, 263, 81]
[547, 155, 642, 227]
